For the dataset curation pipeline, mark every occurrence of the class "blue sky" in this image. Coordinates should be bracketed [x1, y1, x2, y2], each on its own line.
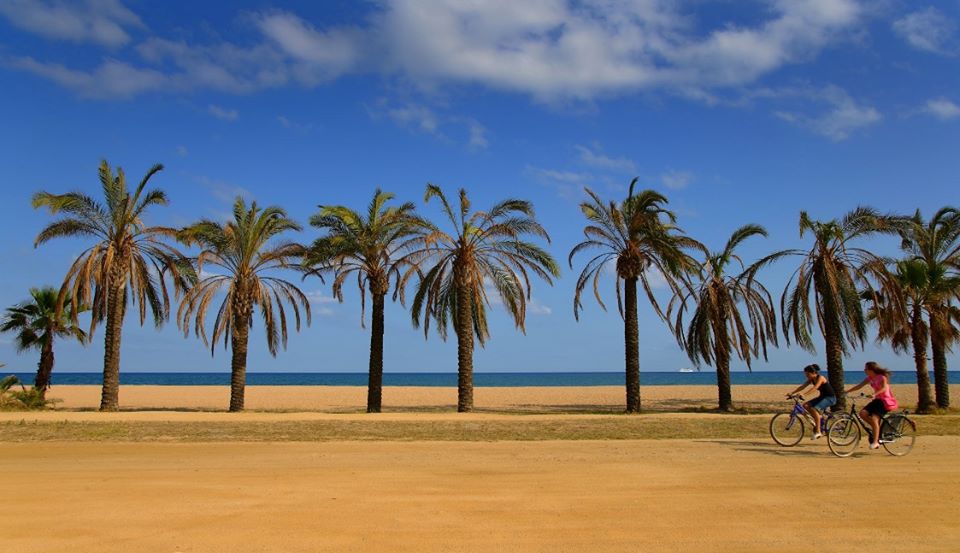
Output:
[0, 0, 958, 376]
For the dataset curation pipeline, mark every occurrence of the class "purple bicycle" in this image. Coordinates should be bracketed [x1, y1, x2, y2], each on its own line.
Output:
[769, 394, 835, 446]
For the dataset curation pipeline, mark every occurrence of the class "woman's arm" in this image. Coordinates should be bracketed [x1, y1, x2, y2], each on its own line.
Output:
[846, 378, 869, 394]
[788, 382, 810, 396]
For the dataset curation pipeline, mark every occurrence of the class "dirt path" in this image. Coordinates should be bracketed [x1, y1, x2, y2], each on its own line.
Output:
[2, 437, 957, 552]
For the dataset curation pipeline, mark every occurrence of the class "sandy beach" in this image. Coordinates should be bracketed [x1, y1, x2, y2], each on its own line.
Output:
[4, 384, 959, 552]
[26, 383, 955, 414]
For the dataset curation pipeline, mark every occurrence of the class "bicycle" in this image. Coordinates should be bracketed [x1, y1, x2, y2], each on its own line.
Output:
[769, 394, 836, 446]
[826, 393, 918, 457]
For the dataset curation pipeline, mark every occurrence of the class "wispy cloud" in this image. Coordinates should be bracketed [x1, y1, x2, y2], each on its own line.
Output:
[277, 115, 314, 132]
[893, 8, 957, 55]
[773, 85, 880, 141]
[0, 0, 144, 47]
[661, 170, 694, 190]
[575, 145, 636, 173]
[923, 97, 960, 120]
[368, 98, 488, 150]
[306, 290, 338, 316]
[208, 104, 238, 121]
[176, 145, 189, 157]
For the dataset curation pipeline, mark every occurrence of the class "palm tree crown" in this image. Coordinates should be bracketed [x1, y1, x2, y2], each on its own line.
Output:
[410, 184, 559, 412]
[1, 287, 87, 395]
[32, 160, 192, 410]
[306, 189, 430, 412]
[177, 197, 311, 411]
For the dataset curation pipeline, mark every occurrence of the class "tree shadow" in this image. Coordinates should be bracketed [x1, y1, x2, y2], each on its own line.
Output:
[695, 439, 835, 457]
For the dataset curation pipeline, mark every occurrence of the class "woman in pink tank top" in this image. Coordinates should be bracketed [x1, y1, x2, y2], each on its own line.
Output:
[846, 362, 898, 450]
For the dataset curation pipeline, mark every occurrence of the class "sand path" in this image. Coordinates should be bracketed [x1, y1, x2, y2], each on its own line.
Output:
[3, 437, 958, 552]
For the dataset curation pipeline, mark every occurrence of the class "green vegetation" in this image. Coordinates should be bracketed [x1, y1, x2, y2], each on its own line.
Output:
[0, 375, 58, 410]
[177, 198, 311, 412]
[410, 185, 560, 412]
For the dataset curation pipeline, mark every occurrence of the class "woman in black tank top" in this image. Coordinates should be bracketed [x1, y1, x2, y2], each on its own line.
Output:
[786, 364, 837, 439]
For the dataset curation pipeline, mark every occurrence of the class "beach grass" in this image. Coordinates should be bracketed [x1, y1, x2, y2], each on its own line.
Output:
[3, 414, 959, 442]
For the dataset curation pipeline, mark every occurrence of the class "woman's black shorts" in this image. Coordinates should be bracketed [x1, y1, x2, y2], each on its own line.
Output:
[864, 398, 889, 417]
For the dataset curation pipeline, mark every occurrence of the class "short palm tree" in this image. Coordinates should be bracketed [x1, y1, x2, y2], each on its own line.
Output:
[668, 225, 778, 411]
[177, 198, 311, 412]
[1, 287, 87, 396]
[32, 160, 193, 411]
[771, 209, 901, 410]
[897, 207, 960, 408]
[409, 185, 559, 412]
[305, 189, 429, 413]
[569, 180, 698, 413]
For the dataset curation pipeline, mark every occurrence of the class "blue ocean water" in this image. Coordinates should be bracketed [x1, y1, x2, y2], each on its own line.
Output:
[10, 371, 958, 387]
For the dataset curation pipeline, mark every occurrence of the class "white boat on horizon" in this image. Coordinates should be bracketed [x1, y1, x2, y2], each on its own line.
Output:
[678, 368, 695, 373]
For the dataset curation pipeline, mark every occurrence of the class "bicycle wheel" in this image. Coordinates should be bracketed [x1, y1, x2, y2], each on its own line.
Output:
[880, 414, 916, 456]
[827, 415, 860, 457]
[770, 412, 804, 446]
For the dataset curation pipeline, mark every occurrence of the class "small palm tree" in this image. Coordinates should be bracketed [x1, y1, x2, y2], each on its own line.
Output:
[409, 185, 559, 412]
[32, 160, 193, 411]
[1, 287, 87, 397]
[771, 208, 901, 410]
[897, 207, 960, 408]
[569, 180, 698, 413]
[305, 189, 429, 413]
[177, 198, 311, 412]
[869, 259, 944, 413]
[668, 225, 778, 411]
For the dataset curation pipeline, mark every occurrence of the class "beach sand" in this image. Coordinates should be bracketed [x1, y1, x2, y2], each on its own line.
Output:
[31, 383, 954, 414]
[3, 438, 958, 553]
[4, 384, 958, 552]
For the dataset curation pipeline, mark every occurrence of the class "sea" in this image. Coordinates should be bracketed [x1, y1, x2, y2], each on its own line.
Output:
[10, 371, 958, 387]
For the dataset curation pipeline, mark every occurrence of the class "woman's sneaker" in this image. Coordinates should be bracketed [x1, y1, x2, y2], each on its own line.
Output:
[812, 432, 822, 440]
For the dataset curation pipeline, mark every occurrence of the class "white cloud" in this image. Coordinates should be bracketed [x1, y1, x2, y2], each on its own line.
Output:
[528, 298, 552, 316]
[207, 104, 238, 121]
[306, 290, 338, 316]
[0, 0, 144, 47]
[661, 170, 694, 190]
[575, 145, 636, 173]
[194, 176, 252, 213]
[466, 119, 489, 151]
[893, 8, 956, 55]
[773, 85, 880, 141]
[6, 1, 867, 103]
[176, 145, 188, 157]
[368, 99, 489, 150]
[10, 56, 166, 99]
[923, 97, 960, 120]
[277, 115, 314, 132]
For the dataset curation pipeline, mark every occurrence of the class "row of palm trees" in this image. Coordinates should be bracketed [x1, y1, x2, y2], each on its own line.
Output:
[3, 160, 958, 414]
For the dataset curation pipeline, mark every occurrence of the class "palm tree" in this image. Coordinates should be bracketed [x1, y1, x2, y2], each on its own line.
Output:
[409, 185, 559, 412]
[772, 209, 901, 410]
[668, 226, 779, 411]
[305, 189, 429, 413]
[897, 208, 960, 409]
[32, 160, 193, 411]
[569, 180, 698, 413]
[1, 287, 87, 396]
[177, 197, 311, 412]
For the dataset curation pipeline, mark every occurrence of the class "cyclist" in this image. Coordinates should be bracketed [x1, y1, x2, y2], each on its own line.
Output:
[786, 364, 836, 439]
[845, 362, 899, 450]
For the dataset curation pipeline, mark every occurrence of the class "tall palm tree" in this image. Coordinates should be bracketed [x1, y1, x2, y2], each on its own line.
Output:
[177, 198, 311, 412]
[897, 207, 960, 409]
[32, 160, 192, 411]
[409, 185, 559, 412]
[668, 225, 778, 411]
[1, 287, 87, 396]
[305, 189, 429, 413]
[772, 209, 901, 410]
[569, 180, 698, 413]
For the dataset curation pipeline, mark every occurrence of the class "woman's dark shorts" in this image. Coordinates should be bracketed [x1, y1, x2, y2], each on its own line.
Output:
[864, 399, 889, 417]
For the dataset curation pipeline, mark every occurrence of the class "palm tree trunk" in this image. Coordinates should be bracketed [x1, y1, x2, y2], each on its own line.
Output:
[823, 316, 846, 412]
[911, 306, 934, 413]
[930, 310, 951, 409]
[229, 318, 250, 412]
[100, 282, 125, 411]
[455, 272, 474, 413]
[35, 338, 54, 397]
[367, 292, 386, 413]
[624, 277, 640, 413]
[715, 352, 733, 412]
